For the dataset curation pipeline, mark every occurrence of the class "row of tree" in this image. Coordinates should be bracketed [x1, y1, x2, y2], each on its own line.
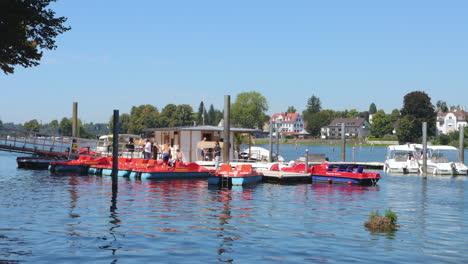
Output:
[300, 91, 439, 144]
[1, 90, 455, 144]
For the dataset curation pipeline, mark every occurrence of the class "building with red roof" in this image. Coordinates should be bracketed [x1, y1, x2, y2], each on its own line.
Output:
[269, 112, 305, 136]
[436, 107, 468, 135]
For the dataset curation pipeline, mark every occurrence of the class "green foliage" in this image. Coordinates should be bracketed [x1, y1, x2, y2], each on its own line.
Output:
[432, 130, 468, 147]
[0, 0, 71, 74]
[127, 104, 160, 134]
[370, 110, 393, 138]
[160, 104, 194, 127]
[197, 101, 207, 125]
[304, 95, 322, 114]
[400, 91, 436, 138]
[436, 100, 448, 112]
[231, 91, 269, 129]
[23, 119, 41, 132]
[286, 106, 296, 113]
[59, 117, 72, 136]
[369, 103, 377, 114]
[305, 110, 334, 136]
[207, 104, 222, 126]
[385, 209, 398, 226]
[369, 210, 379, 218]
[0, 119, 2, 128]
[396, 115, 419, 143]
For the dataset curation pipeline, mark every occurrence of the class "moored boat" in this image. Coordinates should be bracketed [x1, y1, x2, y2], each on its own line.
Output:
[383, 145, 420, 174]
[416, 145, 468, 175]
[131, 162, 214, 179]
[17, 156, 68, 170]
[310, 163, 380, 186]
[49, 156, 107, 174]
[208, 164, 263, 186]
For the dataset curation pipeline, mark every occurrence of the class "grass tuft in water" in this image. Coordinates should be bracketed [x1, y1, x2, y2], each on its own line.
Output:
[364, 209, 398, 232]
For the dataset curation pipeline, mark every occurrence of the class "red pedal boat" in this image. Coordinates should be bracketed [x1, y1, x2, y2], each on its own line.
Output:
[310, 163, 380, 186]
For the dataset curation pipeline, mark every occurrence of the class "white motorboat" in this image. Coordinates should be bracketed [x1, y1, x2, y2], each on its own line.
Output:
[96, 134, 143, 158]
[239, 146, 284, 162]
[421, 146, 468, 175]
[384, 144, 420, 174]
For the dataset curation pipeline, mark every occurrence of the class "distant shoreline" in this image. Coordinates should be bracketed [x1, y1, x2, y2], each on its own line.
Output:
[253, 138, 398, 147]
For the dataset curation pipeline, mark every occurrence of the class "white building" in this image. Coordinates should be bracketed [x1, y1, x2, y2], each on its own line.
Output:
[436, 107, 468, 135]
[321, 118, 371, 139]
[269, 113, 305, 136]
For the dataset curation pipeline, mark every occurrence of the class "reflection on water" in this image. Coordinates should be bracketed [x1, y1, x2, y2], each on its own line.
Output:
[0, 151, 468, 263]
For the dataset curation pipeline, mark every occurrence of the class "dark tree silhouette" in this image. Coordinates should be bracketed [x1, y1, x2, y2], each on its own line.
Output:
[0, 0, 70, 74]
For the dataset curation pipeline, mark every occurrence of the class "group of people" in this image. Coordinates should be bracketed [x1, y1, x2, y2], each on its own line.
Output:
[141, 139, 183, 165]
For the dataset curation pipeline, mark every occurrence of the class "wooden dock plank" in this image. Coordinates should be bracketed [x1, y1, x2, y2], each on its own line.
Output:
[262, 170, 311, 183]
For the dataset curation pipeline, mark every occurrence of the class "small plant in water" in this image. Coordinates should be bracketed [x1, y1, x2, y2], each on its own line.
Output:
[364, 208, 398, 232]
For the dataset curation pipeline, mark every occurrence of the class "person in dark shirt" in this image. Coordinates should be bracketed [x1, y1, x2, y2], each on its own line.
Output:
[213, 141, 221, 170]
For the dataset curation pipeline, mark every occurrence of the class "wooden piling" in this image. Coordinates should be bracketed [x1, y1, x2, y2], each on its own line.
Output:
[112, 110, 119, 180]
[460, 125, 465, 164]
[72, 102, 78, 138]
[223, 95, 230, 164]
[269, 121, 273, 162]
[422, 122, 427, 178]
[341, 123, 346, 162]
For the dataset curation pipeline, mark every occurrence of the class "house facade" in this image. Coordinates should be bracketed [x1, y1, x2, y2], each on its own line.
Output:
[321, 118, 371, 139]
[436, 107, 468, 135]
[269, 113, 305, 136]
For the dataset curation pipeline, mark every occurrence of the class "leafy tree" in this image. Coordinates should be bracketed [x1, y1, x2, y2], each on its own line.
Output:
[369, 103, 377, 114]
[286, 106, 296, 113]
[436, 100, 448, 112]
[370, 110, 392, 138]
[109, 113, 131, 134]
[389, 109, 400, 123]
[206, 104, 223, 126]
[305, 110, 335, 136]
[48, 119, 59, 134]
[396, 115, 419, 144]
[23, 119, 41, 132]
[0, 0, 71, 74]
[160, 104, 178, 127]
[127, 105, 159, 134]
[197, 101, 207, 125]
[175, 104, 194, 126]
[304, 95, 321, 115]
[347, 109, 360, 118]
[0, 119, 3, 128]
[400, 91, 436, 140]
[59, 117, 72, 136]
[359, 111, 370, 121]
[231, 91, 269, 129]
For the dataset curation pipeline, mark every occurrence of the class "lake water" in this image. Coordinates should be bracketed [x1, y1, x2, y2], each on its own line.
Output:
[1, 145, 468, 263]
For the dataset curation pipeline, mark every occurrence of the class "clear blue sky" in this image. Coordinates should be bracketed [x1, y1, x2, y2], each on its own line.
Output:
[1, 0, 467, 124]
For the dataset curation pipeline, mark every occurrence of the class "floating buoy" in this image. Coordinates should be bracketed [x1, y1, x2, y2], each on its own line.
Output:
[327, 178, 332, 184]
[347, 181, 352, 185]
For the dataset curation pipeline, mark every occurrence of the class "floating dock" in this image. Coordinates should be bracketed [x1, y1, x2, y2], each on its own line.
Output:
[261, 170, 311, 183]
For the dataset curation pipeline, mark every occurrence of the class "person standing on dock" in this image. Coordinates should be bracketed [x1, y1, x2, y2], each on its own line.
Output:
[200, 137, 207, 161]
[143, 139, 152, 159]
[214, 141, 221, 170]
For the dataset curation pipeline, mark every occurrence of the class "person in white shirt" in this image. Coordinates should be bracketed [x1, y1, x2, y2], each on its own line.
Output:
[144, 139, 152, 159]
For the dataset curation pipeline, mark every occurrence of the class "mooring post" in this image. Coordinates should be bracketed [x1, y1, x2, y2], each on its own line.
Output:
[223, 95, 230, 164]
[269, 121, 273, 162]
[341, 123, 346, 162]
[72, 102, 78, 138]
[422, 122, 427, 178]
[276, 122, 280, 161]
[305, 149, 309, 173]
[112, 110, 119, 182]
[460, 125, 465, 164]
